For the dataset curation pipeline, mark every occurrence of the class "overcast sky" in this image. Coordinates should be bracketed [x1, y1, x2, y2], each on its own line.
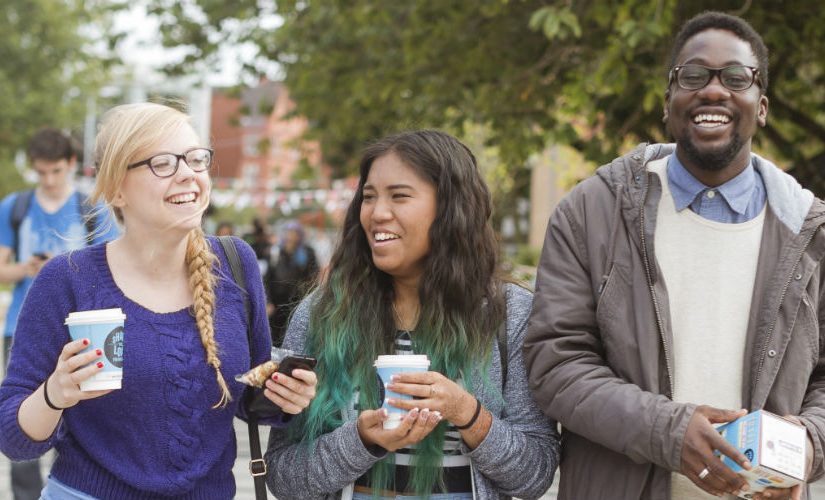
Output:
[113, 4, 265, 87]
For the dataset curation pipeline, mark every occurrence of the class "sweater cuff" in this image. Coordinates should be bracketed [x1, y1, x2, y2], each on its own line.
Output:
[0, 394, 58, 460]
[458, 413, 504, 468]
[339, 420, 387, 468]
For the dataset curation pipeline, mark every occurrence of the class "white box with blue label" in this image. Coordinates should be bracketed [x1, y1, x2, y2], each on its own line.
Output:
[717, 410, 806, 498]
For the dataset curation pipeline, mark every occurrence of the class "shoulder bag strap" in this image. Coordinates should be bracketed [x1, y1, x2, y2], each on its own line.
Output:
[498, 319, 507, 391]
[11, 189, 34, 260]
[497, 296, 508, 419]
[218, 236, 268, 500]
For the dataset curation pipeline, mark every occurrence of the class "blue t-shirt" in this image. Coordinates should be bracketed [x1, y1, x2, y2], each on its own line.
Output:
[0, 190, 119, 337]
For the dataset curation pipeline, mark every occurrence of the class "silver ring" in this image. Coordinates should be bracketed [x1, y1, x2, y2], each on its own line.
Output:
[698, 467, 710, 480]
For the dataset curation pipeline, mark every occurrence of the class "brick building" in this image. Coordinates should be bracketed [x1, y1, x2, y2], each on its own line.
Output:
[210, 80, 329, 211]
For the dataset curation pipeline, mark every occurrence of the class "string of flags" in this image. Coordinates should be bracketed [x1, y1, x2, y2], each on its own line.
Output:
[210, 185, 355, 215]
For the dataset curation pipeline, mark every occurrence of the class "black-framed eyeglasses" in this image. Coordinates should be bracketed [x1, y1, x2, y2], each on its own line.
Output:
[127, 148, 214, 178]
[669, 64, 760, 92]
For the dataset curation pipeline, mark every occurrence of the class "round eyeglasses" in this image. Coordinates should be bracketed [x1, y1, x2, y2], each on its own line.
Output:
[669, 64, 760, 92]
[127, 148, 214, 178]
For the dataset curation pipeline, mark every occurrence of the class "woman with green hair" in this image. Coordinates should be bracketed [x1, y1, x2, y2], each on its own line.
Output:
[265, 130, 559, 499]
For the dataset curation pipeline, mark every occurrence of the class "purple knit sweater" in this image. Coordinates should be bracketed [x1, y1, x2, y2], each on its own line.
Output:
[0, 236, 274, 499]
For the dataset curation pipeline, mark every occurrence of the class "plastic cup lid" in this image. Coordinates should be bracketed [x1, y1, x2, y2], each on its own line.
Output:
[374, 354, 430, 368]
[65, 308, 127, 325]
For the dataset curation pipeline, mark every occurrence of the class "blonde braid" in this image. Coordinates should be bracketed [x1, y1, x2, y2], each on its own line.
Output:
[186, 227, 231, 408]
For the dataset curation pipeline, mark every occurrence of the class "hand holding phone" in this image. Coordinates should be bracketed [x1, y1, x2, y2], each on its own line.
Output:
[277, 355, 317, 376]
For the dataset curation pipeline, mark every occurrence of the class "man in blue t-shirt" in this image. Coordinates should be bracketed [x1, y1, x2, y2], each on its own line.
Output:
[0, 128, 119, 500]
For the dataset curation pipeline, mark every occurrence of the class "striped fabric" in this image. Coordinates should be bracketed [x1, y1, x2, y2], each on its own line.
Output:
[353, 330, 472, 494]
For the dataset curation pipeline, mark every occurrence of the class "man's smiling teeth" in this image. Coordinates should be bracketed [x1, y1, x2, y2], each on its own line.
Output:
[693, 114, 731, 127]
[375, 232, 399, 241]
[167, 193, 197, 204]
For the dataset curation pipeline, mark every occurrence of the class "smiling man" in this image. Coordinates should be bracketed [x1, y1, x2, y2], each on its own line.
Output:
[525, 11, 825, 500]
[0, 129, 119, 500]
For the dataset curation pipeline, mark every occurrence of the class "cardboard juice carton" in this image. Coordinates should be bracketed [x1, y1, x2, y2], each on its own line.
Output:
[717, 410, 807, 499]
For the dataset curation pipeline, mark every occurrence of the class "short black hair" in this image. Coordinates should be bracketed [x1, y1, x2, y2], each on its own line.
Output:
[27, 128, 76, 162]
[669, 11, 769, 92]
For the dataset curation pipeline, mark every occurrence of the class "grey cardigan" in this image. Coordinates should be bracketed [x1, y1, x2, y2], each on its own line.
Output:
[265, 283, 559, 499]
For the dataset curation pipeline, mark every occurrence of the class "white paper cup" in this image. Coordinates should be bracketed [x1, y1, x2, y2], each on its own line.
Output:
[374, 354, 430, 429]
[65, 308, 126, 391]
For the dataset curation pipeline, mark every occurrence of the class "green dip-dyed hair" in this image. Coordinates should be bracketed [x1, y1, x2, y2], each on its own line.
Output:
[295, 130, 507, 497]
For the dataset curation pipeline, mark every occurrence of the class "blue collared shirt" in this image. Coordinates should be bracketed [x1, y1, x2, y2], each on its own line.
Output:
[666, 154, 766, 223]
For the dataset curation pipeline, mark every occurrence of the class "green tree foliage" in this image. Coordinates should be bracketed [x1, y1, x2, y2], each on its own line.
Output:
[0, 0, 121, 196]
[149, 0, 825, 194]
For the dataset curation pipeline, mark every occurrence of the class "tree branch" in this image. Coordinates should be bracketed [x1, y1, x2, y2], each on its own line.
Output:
[768, 92, 825, 144]
[762, 122, 800, 163]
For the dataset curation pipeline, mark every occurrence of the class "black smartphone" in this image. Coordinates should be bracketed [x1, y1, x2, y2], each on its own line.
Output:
[33, 252, 48, 260]
[277, 355, 317, 375]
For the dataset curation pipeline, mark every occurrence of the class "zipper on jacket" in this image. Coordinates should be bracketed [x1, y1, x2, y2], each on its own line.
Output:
[639, 175, 674, 399]
[752, 227, 818, 397]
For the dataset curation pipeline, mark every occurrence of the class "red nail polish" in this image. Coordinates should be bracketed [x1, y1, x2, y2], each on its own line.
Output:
[82, 339, 90, 346]
[272, 374, 278, 381]
[96, 362, 104, 368]
[96, 349, 102, 356]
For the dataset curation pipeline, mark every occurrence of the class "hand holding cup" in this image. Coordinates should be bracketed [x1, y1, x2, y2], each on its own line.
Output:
[374, 355, 431, 429]
[46, 338, 113, 409]
[386, 370, 475, 427]
[357, 407, 443, 452]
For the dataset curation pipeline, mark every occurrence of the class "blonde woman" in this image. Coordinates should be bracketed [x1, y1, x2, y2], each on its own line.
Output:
[0, 102, 317, 499]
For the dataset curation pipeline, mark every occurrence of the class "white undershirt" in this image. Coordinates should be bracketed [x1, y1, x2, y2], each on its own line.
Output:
[649, 157, 765, 500]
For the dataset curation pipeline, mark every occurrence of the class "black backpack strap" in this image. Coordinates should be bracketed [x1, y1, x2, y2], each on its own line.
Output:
[10, 189, 34, 260]
[75, 192, 97, 246]
[217, 236, 267, 500]
[219, 236, 252, 338]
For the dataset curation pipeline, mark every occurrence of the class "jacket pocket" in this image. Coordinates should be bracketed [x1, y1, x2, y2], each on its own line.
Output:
[596, 263, 639, 366]
[596, 263, 622, 320]
[596, 259, 633, 321]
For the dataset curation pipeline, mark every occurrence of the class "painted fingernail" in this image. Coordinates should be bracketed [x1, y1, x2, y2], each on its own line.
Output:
[95, 349, 102, 356]
[96, 361, 104, 368]
[272, 374, 279, 381]
[82, 339, 90, 346]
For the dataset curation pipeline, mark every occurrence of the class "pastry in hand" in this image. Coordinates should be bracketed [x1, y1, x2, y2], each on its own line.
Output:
[236, 360, 279, 388]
